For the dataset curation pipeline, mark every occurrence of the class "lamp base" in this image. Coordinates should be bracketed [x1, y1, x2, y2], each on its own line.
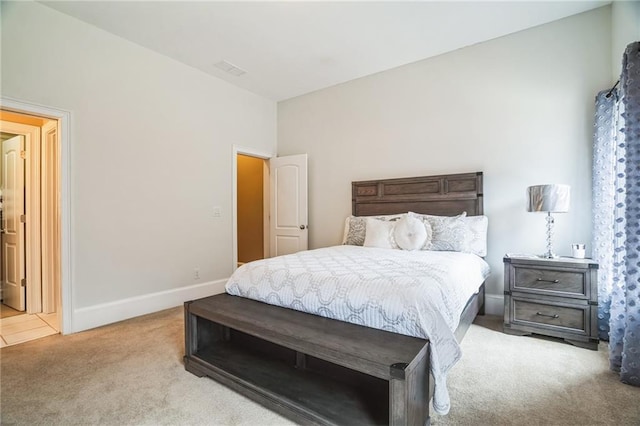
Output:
[539, 252, 559, 259]
[543, 212, 557, 259]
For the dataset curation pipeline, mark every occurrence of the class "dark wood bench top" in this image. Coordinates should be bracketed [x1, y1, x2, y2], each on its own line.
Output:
[187, 294, 429, 380]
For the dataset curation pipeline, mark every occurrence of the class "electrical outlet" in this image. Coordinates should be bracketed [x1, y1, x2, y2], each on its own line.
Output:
[213, 206, 221, 218]
[194, 268, 200, 280]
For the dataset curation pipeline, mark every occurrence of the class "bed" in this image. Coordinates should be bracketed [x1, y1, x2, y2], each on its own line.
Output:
[184, 172, 487, 426]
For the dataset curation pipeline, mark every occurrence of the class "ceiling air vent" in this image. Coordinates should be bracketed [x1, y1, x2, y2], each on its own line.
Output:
[214, 60, 247, 76]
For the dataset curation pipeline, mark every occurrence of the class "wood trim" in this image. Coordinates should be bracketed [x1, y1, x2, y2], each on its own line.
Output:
[41, 120, 59, 322]
[262, 161, 270, 259]
[0, 110, 53, 127]
[1, 97, 72, 335]
[352, 172, 483, 217]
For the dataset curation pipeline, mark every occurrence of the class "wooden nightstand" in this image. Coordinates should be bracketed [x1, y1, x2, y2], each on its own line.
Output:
[503, 255, 599, 350]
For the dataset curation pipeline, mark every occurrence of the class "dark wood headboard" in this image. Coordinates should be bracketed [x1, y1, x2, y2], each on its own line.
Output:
[352, 172, 483, 217]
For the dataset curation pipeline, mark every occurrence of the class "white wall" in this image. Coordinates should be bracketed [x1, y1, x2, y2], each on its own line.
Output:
[612, 1, 640, 81]
[278, 7, 612, 311]
[1, 2, 276, 331]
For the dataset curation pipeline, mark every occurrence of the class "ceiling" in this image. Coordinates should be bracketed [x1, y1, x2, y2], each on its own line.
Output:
[42, 1, 609, 101]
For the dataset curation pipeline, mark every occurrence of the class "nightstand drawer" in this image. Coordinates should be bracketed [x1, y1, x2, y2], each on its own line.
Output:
[504, 256, 598, 349]
[512, 298, 587, 334]
[513, 266, 586, 299]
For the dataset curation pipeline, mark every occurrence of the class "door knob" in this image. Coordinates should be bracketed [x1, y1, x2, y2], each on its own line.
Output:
[300, 225, 306, 230]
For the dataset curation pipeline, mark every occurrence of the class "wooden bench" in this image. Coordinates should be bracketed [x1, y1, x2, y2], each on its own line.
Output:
[184, 294, 432, 426]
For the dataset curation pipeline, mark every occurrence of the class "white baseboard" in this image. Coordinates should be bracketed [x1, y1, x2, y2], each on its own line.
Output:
[484, 294, 504, 316]
[72, 279, 227, 333]
[71, 281, 504, 333]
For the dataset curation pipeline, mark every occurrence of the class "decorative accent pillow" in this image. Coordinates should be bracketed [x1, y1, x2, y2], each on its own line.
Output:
[394, 213, 431, 251]
[415, 212, 468, 252]
[410, 212, 488, 256]
[363, 218, 398, 249]
[461, 215, 488, 257]
[342, 214, 404, 246]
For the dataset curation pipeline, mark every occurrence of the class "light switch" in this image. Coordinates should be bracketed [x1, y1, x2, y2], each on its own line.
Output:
[213, 206, 222, 218]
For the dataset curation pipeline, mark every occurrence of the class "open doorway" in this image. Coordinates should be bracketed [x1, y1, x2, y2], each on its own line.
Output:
[232, 146, 272, 271]
[236, 154, 268, 267]
[0, 109, 61, 347]
[232, 148, 308, 272]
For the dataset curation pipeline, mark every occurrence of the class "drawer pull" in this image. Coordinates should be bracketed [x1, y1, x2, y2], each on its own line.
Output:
[536, 278, 560, 283]
[536, 311, 560, 319]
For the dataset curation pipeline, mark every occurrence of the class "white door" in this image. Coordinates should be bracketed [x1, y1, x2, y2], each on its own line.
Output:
[2, 135, 26, 311]
[269, 154, 308, 257]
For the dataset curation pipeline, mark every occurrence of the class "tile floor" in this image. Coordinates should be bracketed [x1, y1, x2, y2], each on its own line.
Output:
[0, 311, 58, 347]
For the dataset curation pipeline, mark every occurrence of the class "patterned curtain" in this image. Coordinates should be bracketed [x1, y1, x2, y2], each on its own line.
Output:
[593, 41, 640, 387]
[592, 88, 620, 341]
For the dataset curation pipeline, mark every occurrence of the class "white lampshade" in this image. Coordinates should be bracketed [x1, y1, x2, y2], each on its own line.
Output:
[526, 184, 570, 213]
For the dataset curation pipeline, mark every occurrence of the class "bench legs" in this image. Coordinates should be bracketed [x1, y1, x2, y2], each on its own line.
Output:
[389, 349, 430, 426]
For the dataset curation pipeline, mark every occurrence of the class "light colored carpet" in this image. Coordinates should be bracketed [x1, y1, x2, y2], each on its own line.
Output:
[1, 307, 638, 425]
[433, 316, 640, 425]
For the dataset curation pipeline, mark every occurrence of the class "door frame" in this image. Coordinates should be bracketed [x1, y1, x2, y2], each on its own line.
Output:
[0, 97, 72, 334]
[232, 145, 273, 272]
[40, 119, 59, 315]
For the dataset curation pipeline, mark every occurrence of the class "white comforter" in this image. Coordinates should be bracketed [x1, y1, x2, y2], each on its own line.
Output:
[225, 245, 490, 415]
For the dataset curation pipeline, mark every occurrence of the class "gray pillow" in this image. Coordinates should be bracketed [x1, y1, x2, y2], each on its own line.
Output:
[410, 212, 489, 256]
[421, 213, 468, 252]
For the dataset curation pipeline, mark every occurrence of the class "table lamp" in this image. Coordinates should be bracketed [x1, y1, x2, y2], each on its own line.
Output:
[526, 184, 570, 258]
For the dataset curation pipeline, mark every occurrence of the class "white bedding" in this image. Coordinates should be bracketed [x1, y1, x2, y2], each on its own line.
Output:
[225, 245, 490, 415]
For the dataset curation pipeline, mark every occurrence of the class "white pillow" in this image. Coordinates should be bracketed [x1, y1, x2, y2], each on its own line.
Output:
[342, 214, 404, 246]
[394, 213, 431, 251]
[363, 218, 398, 249]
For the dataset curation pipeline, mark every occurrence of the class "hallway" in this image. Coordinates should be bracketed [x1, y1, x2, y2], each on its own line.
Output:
[0, 308, 57, 347]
